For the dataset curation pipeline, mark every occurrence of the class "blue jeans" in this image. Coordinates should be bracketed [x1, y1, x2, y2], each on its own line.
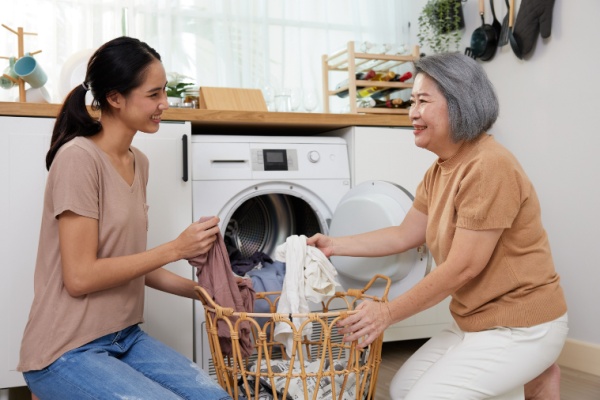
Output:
[23, 325, 231, 400]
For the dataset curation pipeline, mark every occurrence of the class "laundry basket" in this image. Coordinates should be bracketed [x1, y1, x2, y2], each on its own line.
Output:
[195, 274, 391, 400]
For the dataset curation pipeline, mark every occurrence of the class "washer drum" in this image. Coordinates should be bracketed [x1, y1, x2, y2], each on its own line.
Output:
[224, 193, 322, 259]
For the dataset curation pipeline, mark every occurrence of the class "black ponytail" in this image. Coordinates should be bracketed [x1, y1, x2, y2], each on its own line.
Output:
[46, 36, 162, 170]
[46, 85, 101, 170]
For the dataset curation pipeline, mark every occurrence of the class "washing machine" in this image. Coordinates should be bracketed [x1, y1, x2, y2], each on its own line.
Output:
[191, 134, 431, 372]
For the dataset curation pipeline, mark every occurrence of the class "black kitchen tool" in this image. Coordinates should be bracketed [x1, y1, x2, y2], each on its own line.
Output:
[508, 0, 523, 59]
[498, 0, 510, 47]
[470, 0, 498, 61]
[490, 0, 502, 39]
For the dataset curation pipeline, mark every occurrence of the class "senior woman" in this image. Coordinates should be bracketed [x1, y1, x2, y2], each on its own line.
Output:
[307, 52, 568, 400]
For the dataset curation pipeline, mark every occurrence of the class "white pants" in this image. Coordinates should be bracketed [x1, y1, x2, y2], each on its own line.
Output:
[390, 313, 568, 400]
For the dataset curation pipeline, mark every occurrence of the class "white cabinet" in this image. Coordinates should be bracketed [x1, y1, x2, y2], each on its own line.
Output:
[328, 126, 453, 341]
[0, 117, 193, 391]
[132, 122, 194, 359]
[0, 117, 53, 390]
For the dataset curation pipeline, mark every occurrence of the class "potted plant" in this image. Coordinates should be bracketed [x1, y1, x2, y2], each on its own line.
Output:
[417, 0, 465, 54]
[166, 72, 195, 105]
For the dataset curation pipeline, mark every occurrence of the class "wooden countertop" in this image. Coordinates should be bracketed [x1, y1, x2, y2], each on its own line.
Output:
[0, 102, 410, 134]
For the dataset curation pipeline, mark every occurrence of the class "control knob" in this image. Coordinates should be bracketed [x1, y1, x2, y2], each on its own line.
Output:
[307, 150, 320, 163]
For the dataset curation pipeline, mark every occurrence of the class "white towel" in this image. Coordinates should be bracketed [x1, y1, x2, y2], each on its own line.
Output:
[273, 235, 340, 356]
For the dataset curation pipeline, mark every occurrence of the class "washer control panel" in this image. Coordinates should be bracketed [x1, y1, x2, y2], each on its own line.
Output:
[251, 148, 298, 171]
[192, 135, 349, 180]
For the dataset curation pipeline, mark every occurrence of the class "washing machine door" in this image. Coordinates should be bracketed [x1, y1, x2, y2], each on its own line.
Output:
[329, 180, 431, 300]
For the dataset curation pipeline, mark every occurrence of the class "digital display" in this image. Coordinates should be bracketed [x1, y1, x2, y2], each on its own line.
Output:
[263, 149, 288, 171]
[265, 151, 284, 163]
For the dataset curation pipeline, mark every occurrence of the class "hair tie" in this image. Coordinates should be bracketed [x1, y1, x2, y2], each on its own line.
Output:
[81, 82, 90, 91]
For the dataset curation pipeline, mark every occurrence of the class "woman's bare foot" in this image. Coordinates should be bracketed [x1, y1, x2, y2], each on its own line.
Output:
[524, 363, 561, 400]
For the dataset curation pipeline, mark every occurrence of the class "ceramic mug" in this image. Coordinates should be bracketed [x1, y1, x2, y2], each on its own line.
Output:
[24, 86, 51, 103]
[0, 57, 18, 89]
[14, 53, 47, 89]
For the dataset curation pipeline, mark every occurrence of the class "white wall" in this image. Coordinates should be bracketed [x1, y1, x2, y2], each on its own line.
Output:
[410, 0, 600, 346]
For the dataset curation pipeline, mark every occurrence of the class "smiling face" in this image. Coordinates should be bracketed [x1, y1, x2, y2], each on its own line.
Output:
[117, 59, 169, 134]
[409, 73, 462, 160]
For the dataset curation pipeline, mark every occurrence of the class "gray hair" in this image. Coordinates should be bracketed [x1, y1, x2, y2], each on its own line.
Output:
[415, 52, 499, 142]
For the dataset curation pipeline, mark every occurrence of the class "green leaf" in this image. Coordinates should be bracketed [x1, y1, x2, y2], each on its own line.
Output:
[417, 0, 464, 54]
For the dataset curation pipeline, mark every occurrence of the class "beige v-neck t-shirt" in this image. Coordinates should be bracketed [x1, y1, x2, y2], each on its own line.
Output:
[18, 136, 150, 372]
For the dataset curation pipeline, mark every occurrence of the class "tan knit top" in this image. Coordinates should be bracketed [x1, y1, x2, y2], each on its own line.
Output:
[413, 134, 567, 331]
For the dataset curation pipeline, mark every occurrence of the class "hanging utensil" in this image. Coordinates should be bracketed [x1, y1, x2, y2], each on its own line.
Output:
[498, 0, 510, 47]
[490, 0, 502, 39]
[508, 0, 523, 59]
[470, 0, 498, 61]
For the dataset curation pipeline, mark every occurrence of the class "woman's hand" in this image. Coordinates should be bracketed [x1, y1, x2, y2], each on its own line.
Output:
[336, 300, 393, 348]
[306, 233, 335, 257]
[174, 216, 220, 259]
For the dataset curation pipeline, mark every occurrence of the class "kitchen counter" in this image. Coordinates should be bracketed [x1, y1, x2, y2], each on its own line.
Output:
[0, 102, 410, 134]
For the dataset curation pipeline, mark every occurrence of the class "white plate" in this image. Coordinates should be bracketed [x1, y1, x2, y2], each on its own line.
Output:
[58, 49, 95, 103]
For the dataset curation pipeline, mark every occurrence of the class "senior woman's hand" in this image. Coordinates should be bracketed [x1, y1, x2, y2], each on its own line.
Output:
[306, 233, 335, 257]
[336, 300, 393, 348]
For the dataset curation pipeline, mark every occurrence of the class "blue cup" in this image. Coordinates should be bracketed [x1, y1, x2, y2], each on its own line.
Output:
[0, 57, 18, 89]
[14, 53, 47, 89]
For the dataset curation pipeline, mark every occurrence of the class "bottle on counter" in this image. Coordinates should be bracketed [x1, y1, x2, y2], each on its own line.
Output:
[370, 71, 413, 99]
[182, 86, 200, 108]
[359, 97, 410, 109]
[335, 70, 376, 98]
[356, 71, 398, 98]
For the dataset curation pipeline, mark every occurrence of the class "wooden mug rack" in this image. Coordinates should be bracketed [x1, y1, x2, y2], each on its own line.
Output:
[1, 24, 42, 102]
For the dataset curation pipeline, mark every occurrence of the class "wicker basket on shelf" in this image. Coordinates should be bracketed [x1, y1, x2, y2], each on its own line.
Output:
[195, 274, 392, 400]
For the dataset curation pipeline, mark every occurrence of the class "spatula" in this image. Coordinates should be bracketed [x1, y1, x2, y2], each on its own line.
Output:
[497, 0, 510, 47]
[508, 0, 523, 58]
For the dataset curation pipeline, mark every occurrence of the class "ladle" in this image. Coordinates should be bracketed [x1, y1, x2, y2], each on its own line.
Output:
[508, 0, 523, 59]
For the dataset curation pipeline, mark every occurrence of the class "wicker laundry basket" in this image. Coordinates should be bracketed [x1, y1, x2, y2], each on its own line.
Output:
[195, 274, 391, 400]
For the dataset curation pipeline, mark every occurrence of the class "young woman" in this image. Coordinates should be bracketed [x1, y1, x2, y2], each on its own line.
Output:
[18, 37, 230, 400]
[308, 52, 568, 400]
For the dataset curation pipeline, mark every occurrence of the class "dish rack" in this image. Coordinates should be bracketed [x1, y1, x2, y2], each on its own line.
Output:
[195, 274, 391, 400]
[322, 41, 420, 114]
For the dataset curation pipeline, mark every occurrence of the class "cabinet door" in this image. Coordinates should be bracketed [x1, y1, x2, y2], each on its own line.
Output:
[336, 126, 453, 341]
[0, 116, 53, 389]
[350, 126, 436, 193]
[132, 121, 194, 359]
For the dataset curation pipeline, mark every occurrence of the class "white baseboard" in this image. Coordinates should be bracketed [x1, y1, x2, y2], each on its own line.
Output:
[557, 338, 600, 376]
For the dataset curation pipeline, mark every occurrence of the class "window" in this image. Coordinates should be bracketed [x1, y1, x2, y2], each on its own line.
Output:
[1, 0, 412, 111]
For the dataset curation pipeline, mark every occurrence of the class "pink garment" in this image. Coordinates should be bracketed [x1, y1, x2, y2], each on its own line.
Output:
[189, 217, 255, 358]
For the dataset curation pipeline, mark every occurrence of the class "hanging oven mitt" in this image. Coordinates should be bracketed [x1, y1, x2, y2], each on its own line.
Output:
[513, 0, 556, 57]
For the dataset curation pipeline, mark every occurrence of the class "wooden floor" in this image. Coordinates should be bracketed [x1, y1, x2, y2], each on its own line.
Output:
[4, 339, 598, 399]
[374, 339, 600, 400]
